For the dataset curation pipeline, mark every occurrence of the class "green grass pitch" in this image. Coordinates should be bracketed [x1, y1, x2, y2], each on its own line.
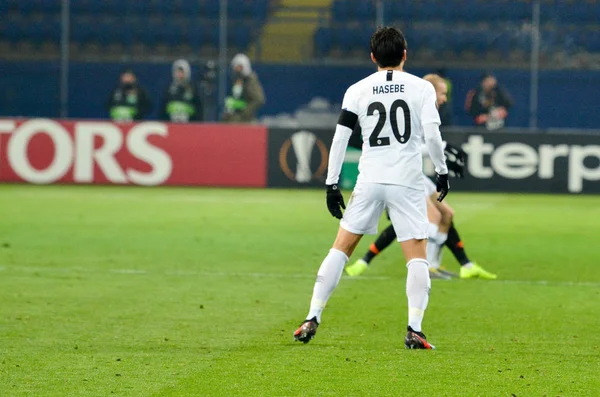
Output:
[1, 185, 599, 396]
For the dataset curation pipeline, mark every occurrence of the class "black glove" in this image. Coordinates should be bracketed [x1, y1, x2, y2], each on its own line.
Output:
[326, 184, 346, 219]
[436, 173, 450, 202]
[444, 143, 466, 179]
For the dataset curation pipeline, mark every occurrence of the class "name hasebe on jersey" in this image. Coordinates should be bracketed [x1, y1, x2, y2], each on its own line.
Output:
[342, 70, 440, 190]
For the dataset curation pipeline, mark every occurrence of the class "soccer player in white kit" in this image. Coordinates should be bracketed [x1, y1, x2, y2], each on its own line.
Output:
[293, 27, 449, 349]
[346, 74, 497, 280]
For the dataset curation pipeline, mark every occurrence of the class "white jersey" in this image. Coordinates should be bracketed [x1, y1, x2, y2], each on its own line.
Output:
[324, 69, 449, 239]
[326, 69, 447, 190]
[347, 70, 441, 189]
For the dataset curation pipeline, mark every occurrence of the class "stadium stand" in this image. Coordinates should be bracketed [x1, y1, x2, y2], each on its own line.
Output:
[0, 0, 271, 60]
[1, 0, 600, 65]
[314, 0, 600, 67]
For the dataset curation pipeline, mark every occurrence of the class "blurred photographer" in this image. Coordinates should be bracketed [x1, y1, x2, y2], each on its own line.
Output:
[107, 69, 152, 122]
[199, 60, 217, 121]
[465, 72, 513, 130]
[222, 53, 265, 123]
[161, 59, 202, 123]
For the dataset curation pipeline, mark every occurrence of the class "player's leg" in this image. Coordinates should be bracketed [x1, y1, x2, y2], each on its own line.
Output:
[295, 183, 384, 343]
[425, 198, 450, 279]
[294, 227, 362, 343]
[435, 198, 454, 235]
[444, 222, 498, 280]
[305, 227, 362, 320]
[445, 222, 470, 265]
[345, 223, 397, 276]
[401, 238, 434, 349]
[387, 185, 435, 349]
[429, 197, 458, 278]
[422, 176, 451, 278]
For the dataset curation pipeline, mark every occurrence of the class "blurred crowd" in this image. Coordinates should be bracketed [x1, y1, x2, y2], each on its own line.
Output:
[108, 53, 512, 131]
[107, 53, 266, 124]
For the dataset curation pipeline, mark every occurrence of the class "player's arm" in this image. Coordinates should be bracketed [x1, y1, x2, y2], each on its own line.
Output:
[424, 123, 450, 201]
[421, 83, 450, 201]
[324, 88, 359, 219]
[423, 123, 447, 174]
[348, 124, 363, 150]
[420, 140, 446, 156]
[324, 109, 357, 219]
[326, 110, 356, 185]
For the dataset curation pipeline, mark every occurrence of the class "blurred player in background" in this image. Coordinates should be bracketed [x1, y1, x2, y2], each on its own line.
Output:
[346, 74, 497, 281]
[222, 53, 266, 123]
[161, 59, 202, 123]
[107, 69, 152, 122]
[294, 27, 449, 350]
[435, 68, 453, 126]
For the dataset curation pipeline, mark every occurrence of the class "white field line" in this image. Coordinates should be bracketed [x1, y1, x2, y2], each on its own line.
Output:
[1, 265, 599, 288]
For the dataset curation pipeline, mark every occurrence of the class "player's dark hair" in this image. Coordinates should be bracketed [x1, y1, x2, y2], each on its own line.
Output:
[370, 26, 407, 68]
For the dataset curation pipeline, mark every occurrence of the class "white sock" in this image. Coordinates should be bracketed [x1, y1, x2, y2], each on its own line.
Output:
[431, 232, 447, 268]
[426, 224, 441, 269]
[427, 223, 439, 240]
[436, 244, 444, 268]
[406, 258, 431, 333]
[426, 240, 442, 269]
[306, 248, 348, 323]
[462, 262, 473, 269]
[436, 232, 448, 245]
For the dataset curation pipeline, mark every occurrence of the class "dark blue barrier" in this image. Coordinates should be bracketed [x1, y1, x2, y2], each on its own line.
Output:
[1, 60, 599, 129]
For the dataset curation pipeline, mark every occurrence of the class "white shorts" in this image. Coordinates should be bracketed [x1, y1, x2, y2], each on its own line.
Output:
[340, 182, 428, 242]
[423, 174, 437, 198]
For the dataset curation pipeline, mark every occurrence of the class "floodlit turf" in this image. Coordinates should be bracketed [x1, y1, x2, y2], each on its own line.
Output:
[1, 185, 599, 396]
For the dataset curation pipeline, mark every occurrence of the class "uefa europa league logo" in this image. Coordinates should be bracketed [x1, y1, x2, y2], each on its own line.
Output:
[279, 131, 328, 183]
[291, 131, 317, 182]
